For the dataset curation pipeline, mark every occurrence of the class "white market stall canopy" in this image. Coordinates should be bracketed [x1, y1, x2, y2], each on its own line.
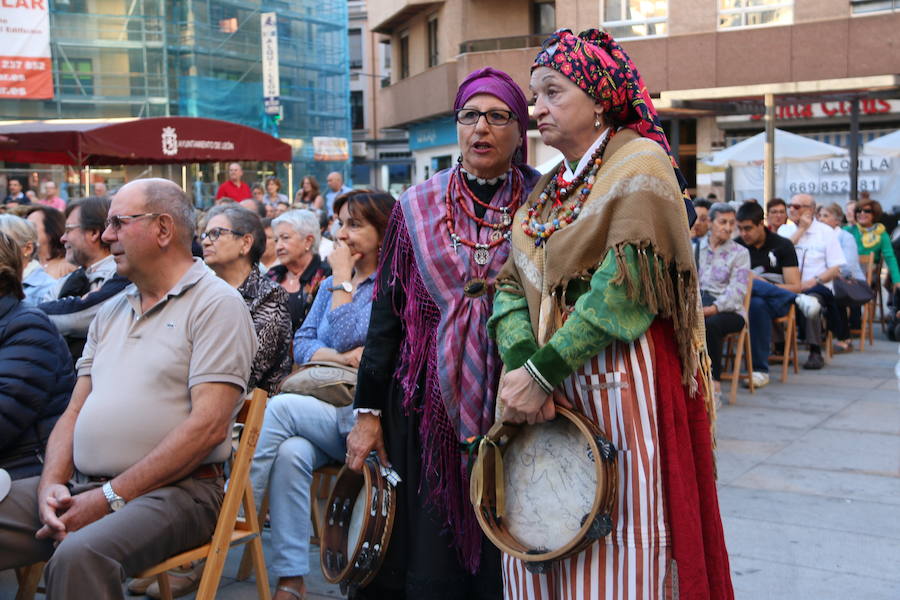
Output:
[863, 129, 900, 157]
[704, 129, 848, 167]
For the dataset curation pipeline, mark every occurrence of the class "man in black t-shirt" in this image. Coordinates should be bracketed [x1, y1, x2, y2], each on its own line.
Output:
[736, 202, 820, 386]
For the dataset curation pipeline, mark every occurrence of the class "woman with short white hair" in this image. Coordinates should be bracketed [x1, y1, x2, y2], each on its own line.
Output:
[0, 215, 55, 306]
[267, 209, 331, 330]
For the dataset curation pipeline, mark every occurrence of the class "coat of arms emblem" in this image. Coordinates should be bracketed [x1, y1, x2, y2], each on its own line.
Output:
[161, 127, 178, 156]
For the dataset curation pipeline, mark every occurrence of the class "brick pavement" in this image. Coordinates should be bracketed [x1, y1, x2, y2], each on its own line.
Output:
[2, 335, 898, 600]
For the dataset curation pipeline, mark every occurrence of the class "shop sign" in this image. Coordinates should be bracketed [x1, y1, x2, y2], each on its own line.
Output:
[786, 156, 892, 196]
[409, 117, 457, 151]
[0, 0, 52, 99]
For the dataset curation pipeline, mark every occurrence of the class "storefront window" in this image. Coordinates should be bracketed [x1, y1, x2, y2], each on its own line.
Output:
[602, 0, 667, 39]
[718, 0, 792, 29]
[850, 0, 900, 13]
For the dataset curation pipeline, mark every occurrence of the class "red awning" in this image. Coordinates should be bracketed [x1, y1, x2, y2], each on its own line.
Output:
[0, 117, 292, 166]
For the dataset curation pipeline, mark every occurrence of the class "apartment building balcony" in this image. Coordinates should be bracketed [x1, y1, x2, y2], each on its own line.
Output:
[370, 0, 443, 35]
[377, 61, 456, 128]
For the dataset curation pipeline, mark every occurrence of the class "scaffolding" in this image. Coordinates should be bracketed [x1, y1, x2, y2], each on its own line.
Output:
[0, 0, 351, 192]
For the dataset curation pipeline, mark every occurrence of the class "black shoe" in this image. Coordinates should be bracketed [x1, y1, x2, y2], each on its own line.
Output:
[803, 351, 825, 370]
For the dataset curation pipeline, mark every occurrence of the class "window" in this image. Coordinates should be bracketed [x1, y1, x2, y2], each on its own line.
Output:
[350, 90, 365, 130]
[851, 0, 900, 13]
[718, 0, 792, 29]
[349, 28, 363, 69]
[427, 17, 439, 68]
[532, 0, 556, 35]
[399, 33, 410, 80]
[602, 0, 667, 39]
[58, 58, 93, 96]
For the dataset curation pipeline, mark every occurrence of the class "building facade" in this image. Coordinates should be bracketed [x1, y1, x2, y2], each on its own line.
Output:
[0, 0, 351, 202]
[348, 0, 413, 196]
[370, 0, 900, 203]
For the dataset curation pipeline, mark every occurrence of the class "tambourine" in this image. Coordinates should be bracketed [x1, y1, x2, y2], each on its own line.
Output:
[470, 406, 617, 573]
[320, 455, 398, 593]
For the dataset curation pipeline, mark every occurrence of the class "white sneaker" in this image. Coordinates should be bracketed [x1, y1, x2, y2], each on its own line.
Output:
[744, 371, 770, 388]
[794, 294, 821, 319]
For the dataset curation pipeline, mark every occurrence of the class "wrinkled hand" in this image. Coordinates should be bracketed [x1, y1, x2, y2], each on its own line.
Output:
[55, 488, 109, 539]
[798, 213, 813, 230]
[500, 367, 557, 425]
[329, 241, 362, 281]
[340, 346, 364, 368]
[35, 483, 72, 542]
[346, 413, 389, 472]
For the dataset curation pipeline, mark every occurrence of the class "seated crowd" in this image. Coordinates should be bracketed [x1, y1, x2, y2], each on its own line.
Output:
[0, 173, 896, 600]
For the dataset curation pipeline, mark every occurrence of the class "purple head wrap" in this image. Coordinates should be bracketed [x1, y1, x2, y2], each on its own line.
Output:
[453, 67, 529, 164]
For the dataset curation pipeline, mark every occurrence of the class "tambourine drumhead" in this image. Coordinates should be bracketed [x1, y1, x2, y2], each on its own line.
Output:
[503, 416, 599, 552]
[471, 406, 617, 567]
[0, 469, 10, 503]
[346, 486, 366, 556]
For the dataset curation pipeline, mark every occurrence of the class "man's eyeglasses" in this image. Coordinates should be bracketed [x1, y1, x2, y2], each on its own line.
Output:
[63, 224, 82, 233]
[855, 207, 874, 214]
[105, 213, 162, 231]
[788, 204, 811, 210]
[200, 227, 244, 242]
[455, 108, 517, 126]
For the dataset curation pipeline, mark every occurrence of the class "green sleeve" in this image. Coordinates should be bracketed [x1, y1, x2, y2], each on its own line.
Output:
[880, 232, 900, 283]
[524, 245, 655, 393]
[488, 284, 539, 371]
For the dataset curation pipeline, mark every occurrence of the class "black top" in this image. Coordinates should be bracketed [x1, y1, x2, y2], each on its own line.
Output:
[266, 254, 331, 331]
[736, 228, 798, 275]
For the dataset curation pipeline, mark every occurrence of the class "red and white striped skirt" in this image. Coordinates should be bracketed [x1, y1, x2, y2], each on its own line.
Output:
[502, 334, 674, 600]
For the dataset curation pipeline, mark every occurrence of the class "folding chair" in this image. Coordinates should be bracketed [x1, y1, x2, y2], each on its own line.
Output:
[769, 305, 799, 382]
[135, 388, 271, 600]
[14, 389, 271, 600]
[721, 280, 754, 405]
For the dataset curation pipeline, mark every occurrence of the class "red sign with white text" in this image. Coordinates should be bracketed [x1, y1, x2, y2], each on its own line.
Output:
[0, 0, 53, 99]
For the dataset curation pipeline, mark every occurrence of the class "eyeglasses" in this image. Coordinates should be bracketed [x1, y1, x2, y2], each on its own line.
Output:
[105, 213, 162, 231]
[855, 207, 874, 214]
[788, 204, 811, 210]
[200, 227, 244, 242]
[63, 224, 82, 233]
[455, 108, 517, 126]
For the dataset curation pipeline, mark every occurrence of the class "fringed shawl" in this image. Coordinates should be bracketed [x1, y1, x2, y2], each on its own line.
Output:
[498, 129, 707, 392]
[377, 164, 540, 572]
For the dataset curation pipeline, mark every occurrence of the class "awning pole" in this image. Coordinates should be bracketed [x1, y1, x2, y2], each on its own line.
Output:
[288, 163, 294, 204]
[849, 97, 860, 201]
[764, 93, 775, 204]
[84, 166, 90, 197]
[181, 165, 187, 192]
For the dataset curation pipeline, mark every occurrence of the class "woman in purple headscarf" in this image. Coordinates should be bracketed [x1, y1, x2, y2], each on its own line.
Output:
[345, 68, 540, 598]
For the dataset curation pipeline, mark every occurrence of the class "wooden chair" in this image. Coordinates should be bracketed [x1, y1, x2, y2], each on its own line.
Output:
[769, 305, 800, 383]
[721, 280, 754, 405]
[14, 389, 271, 600]
[135, 388, 271, 600]
[850, 255, 877, 350]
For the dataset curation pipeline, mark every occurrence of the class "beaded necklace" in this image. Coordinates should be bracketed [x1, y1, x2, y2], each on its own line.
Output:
[444, 166, 523, 266]
[522, 129, 615, 246]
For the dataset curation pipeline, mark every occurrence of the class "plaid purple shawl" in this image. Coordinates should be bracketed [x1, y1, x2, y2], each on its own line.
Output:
[379, 164, 539, 571]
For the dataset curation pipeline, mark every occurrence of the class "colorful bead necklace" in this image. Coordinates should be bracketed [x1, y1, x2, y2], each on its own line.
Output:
[522, 130, 614, 246]
[444, 166, 523, 266]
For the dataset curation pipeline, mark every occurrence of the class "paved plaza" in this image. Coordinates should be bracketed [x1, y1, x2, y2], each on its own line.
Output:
[2, 334, 898, 600]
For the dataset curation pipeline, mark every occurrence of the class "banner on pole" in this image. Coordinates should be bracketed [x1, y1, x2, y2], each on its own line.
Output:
[260, 11, 281, 116]
[0, 1, 53, 99]
[313, 137, 349, 161]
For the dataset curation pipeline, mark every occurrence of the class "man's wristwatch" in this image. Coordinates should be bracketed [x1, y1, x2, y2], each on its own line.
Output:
[102, 481, 126, 512]
[331, 281, 353, 294]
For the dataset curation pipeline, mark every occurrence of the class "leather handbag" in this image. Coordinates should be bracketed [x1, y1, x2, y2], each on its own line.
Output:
[279, 361, 357, 407]
[833, 276, 874, 307]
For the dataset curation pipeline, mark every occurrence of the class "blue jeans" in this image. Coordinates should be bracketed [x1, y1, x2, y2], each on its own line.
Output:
[749, 280, 796, 373]
[249, 394, 355, 578]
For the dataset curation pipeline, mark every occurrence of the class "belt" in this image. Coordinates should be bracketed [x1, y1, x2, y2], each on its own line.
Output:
[85, 463, 224, 483]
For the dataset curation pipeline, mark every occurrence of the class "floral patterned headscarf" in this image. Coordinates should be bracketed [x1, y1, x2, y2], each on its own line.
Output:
[533, 28, 688, 194]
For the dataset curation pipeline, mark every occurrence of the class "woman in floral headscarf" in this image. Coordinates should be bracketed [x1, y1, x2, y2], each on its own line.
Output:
[345, 67, 541, 598]
[488, 29, 733, 599]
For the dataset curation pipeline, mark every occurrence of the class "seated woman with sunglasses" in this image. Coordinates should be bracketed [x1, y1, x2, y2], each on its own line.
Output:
[845, 197, 900, 292]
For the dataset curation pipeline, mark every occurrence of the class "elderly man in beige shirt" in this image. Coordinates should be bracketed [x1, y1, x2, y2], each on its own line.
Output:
[0, 178, 257, 599]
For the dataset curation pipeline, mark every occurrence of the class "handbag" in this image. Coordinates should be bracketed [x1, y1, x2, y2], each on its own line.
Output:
[833, 276, 874, 307]
[278, 361, 357, 407]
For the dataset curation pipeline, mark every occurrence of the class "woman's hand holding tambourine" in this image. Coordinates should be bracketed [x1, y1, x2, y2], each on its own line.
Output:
[346, 412, 389, 472]
[500, 367, 572, 425]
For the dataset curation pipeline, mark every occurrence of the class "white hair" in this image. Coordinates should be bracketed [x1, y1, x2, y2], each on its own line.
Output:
[0, 214, 38, 260]
[272, 209, 321, 253]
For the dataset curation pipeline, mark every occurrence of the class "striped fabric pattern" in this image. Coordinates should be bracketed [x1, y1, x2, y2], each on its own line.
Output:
[503, 333, 673, 600]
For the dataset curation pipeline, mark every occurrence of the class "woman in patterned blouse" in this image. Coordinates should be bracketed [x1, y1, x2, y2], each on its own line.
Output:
[201, 204, 293, 394]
